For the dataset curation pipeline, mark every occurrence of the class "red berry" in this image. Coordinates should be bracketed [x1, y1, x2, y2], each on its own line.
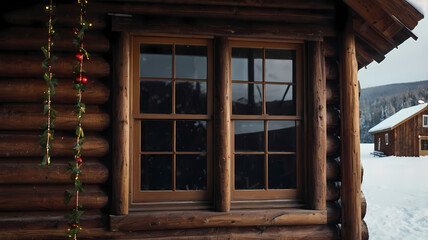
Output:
[75, 53, 84, 61]
[81, 76, 88, 84]
[77, 158, 83, 164]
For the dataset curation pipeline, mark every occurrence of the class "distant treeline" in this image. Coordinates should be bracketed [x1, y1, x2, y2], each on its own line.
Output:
[360, 80, 428, 143]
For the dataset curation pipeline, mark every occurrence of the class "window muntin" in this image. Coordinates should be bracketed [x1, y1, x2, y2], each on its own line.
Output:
[133, 37, 212, 202]
[230, 41, 302, 201]
[423, 115, 428, 127]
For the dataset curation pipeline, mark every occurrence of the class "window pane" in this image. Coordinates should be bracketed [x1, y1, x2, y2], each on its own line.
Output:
[176, 81, 207, 114]
[235, 120, 264, 152]
[232, 48, 263, 82]
[232, 83, 263, 115]
[235, 154, 264, 189]
[141, 154, 172, 190]
[422, 140, 428, 150]
[268, 155, 296, 189]
[175, 45, 207, 79]
[140, 80, 172, 114]
[176, 120, 207, 152]
[141, 120, 173, 152]
[265, 49, 294, 83]
[176, 154, 207, 190]
[266, 84, 295, 115]
[268, 121, 296, 152]
[140, 44, 172, 78]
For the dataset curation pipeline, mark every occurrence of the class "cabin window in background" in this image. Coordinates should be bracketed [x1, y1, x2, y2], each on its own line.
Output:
[423, 115, 428, 127]
[385, 133, 389, 145]
[421, 140, 428, 150]
[378, 138, 381, 150]
[231, 41, 302, 200]
[132, 37, 212, 202]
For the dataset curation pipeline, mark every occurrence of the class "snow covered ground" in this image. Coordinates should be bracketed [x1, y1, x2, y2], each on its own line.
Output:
[361, 143, 428, 239]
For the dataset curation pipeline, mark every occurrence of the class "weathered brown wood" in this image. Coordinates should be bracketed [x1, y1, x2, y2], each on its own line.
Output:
[0, 159, 108, 184]
[326, 181, 340, 201]
[0, 54, 110, 78]
[0, 225, 341, 240]
[323, 38, 337, 57]
[327, 134, 340, 156]
[326, 201, 341, 224]
[0, 104, 109, 131]
[0, 78, 110, 104]
[372, 0, 423, 30]
[327, 158, 340, 181]
[112, 32, 130, 215]
[0, 210, 104, 230]
[355, 36, 385, 63]
[361, 191, 367, 220]
[214, 37, 231, 212]
[325, 58, 337, 80]
[327, 106, 339, 128]
[0, 133, 109, 158]
[326, 80, 339, 104]
[112, 15, 335, 41]
[339, 7, 362, 240]
[306, 41, 326, 210]
[353, 15, 394, 53]
[110, 209, 327, 231]
[362, 220, 369, 240]
[0, 185, 108, 211]
[0, 28, 109, 52]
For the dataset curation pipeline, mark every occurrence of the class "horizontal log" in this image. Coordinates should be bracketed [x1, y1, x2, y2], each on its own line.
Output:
[0, 133, 109, 158]
[327, 134, 340, 156]
[0, 210, 104, 230]
[326, 80, 339, 104]
[362, 220, 369, 240]
[327, 158, 340, 181]
[361, 191, 367, 219]
[323, 38, 337, 57]
[0, 159, 108, 184]
[326, 201, 341, 224]
[0, 28, 109, 52]
[0, 225, 341, 240]
[110, 209, 327, 232]
[0, 185, 108, 211]
[0, 78, 110, 104]
[0, 104, 110, 131]
[326, 181, 340, 201]
[0, 54, 110, 78]
[327, 106, 339, 128]
[325, 58, 338, 80]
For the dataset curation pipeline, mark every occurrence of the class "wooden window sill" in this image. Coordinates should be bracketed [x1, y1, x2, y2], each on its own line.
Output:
[110, 208, 327, 232]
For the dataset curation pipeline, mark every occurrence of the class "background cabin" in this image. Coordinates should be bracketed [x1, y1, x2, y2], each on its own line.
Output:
[369, 103, 428, 157]
[0, 1, 423, 239]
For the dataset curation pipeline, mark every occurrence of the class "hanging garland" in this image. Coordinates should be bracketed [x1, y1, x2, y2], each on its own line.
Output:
[40, 0, 58, 166]
[64, 0, 91, 239]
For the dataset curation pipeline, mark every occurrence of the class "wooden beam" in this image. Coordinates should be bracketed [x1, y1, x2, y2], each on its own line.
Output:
[0, 78, 110, 104]
[112, 32, 130, 215]
[214, 37, 231, 212]
[0, 104, 109, 131]
[355, 36, 386, 63]
[339, 7, 362, 240]
[372, 0, 424, 30]
[306, 41, 326, 210]
[110, 209, 327, 231]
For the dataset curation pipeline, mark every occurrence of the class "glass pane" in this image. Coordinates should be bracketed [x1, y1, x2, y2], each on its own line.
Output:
[176, 120, 207, 152]
[232, 48, 263, 82]
[176, 154, 207, 190]
[232, 83, 263, 115]
[141, 120, 173, 152]
[235, 120, 264, 152]
[140, 80, 172, 114]
[265, 49, 295, 83]
[266, 84, 295, 115]
[175, 45, 207, 79]
[422, 140, 428, 150]
[235, 154, 264, 189]
[268, 121, 296, 152]
[141, 154, 172, 190]
[268, 155, 296, 189]
[140, 44, 172, 78]
[176, 81, 207, 114]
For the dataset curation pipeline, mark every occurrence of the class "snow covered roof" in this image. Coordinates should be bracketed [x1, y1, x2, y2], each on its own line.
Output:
[369, 103, 428, 133]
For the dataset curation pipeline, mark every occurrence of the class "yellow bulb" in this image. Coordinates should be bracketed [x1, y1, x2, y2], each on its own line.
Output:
[45, 6, 49, 10]
[89, 23, 92, 27]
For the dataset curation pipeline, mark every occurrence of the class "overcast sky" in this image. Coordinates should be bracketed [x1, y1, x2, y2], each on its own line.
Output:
[358, 0, 428, 89]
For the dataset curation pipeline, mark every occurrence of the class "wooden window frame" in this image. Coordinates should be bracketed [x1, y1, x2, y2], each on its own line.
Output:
[423, 115, 428, 128]
[111, 32, 327, 230]
[229, 40, 303, 202]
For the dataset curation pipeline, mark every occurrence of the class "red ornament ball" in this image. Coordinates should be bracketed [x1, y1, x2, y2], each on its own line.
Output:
[75, 76, 88, 84]
[75, 53, 84, 61]
[81, 76, 88, 84]
[77, 157, 83, 164]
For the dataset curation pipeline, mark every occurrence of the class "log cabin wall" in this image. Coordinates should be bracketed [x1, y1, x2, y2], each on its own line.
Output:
[374, 129, 394, 156]
[394, 109, 428, 156]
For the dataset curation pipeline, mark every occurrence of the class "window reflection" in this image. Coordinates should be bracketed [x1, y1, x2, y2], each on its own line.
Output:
[175, 45, 207, 79]
[140, 80, 172, 114]
[176, 81, 207, 114]
[268, 121, 296, 152]
[235, 154, 265, 189]
[266, 84, 295, 115]
[235, 120, 264, 152]
[265, 49, 294, 83]
[141, 154, 172, 190]
[140, 44, 172, 78]
[176, 120, 207, 152]
[232, 83, 263, 115]
[268, 155, 296, 189]
[232, 48, 263, 82]
[141, 120, 173, 152]
[176, 154, 207, 190]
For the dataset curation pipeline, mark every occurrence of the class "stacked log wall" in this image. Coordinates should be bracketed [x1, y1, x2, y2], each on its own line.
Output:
[0, 2, 111, 237]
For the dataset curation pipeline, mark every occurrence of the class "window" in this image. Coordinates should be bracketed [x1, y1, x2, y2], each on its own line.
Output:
[131, 37, 302, 205]
[422, 139, 428, 150]
[230, 41, 302, 200]
[378, 138, 381, 150]
[423, 115, 428, 127]
[132, 37, 213, 202]
[385, 133, 389, 145]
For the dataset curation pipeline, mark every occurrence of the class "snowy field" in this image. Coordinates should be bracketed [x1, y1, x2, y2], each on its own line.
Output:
[361, 143, 428, 239]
